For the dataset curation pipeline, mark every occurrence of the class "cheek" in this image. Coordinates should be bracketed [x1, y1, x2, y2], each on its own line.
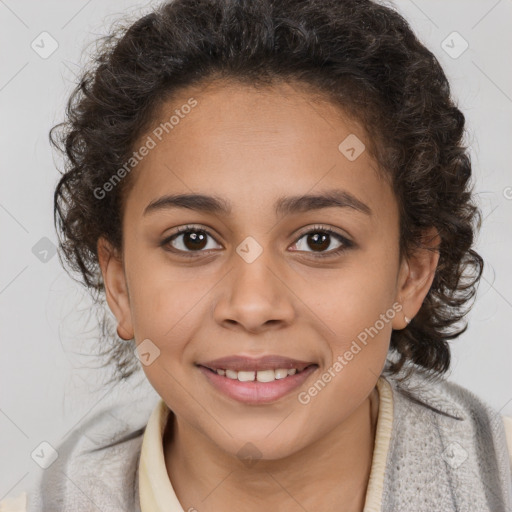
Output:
[301, 252, 398, 366]
[126, 249, 209, 342]
[296, 273, 395, 420]
[308, 258, 397, 325]
[128, 273, 205, 405]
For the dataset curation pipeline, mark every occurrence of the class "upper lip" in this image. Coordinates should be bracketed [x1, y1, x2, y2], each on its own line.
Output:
[197, 355, 317, 372]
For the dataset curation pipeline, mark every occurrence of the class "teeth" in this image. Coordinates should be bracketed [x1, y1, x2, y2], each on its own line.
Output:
[226, 369, 238, 379]
[275, 368, 290, 379]
[238, 370, 256, 382]
[256, 370, 275, 382]
[215, 367, 304, 381]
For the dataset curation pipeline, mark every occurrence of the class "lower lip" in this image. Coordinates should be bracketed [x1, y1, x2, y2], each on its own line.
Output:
[197, 364, 318, 404]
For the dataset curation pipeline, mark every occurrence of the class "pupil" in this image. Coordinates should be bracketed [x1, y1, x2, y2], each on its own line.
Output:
[185, 231, 207, 250]
[309, 232, 329, 251]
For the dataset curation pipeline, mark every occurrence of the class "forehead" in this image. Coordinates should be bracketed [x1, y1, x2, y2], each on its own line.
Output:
[124, 79, 395, 223]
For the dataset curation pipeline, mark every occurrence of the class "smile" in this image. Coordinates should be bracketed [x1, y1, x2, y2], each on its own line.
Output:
[197, 364, 319, 404]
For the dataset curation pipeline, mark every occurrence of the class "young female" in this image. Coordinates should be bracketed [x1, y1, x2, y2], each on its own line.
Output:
[6, 0, 512, 510]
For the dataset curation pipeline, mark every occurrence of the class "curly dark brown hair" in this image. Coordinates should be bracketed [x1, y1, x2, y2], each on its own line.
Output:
[51, 0, 483, 384]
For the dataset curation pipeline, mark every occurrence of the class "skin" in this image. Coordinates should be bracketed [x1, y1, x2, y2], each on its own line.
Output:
[98, 80, 440, 512]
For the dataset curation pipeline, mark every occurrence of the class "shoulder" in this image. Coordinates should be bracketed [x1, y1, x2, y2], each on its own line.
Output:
[379, 366, 512, 510]
[384, 366, 512, 470]
[384, 364, 505, 424]
[21, 399, 155, 512]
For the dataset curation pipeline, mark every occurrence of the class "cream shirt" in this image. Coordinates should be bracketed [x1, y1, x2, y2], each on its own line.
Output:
[2, 377, 512, 512]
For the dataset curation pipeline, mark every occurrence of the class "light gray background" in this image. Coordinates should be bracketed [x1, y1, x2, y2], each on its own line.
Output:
[1, 0, 511, 501]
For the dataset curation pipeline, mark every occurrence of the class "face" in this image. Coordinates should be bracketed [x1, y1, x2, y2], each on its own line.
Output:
[98, 79, 438, 460]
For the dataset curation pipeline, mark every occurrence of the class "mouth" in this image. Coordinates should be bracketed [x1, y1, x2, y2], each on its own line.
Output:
[196, 357, 319, 404]
[198, 364, 317, 382]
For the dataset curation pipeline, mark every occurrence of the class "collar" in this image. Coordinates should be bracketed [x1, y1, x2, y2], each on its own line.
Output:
[138, 400, 184, 511]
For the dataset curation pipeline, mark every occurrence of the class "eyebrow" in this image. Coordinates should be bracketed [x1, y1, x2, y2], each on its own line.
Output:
[143, 189, 372, 218]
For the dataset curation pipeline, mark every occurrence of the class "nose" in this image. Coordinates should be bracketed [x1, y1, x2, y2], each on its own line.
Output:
[212, 252, 295, 334]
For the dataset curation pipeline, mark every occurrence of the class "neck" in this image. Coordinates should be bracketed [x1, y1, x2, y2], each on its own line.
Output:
[164, 386, 379, 512]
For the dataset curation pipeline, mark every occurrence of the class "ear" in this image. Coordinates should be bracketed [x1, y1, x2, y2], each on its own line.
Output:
[97, 236, 134, 340]
[392, 226, 440, 330]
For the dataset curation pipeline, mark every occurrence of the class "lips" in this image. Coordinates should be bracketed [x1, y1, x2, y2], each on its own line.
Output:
[197, 354, 316, 373]
[197, 362, 319, 404]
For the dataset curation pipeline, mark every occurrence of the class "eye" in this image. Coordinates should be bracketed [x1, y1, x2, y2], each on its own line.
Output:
[290, 225, 353, 258]
[160, 224, 353, 259]
[160, 225, 222, 256]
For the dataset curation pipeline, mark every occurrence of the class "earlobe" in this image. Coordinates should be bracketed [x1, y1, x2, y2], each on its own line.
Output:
[97, 236, 134, 340]
[392, 227, 440, 330]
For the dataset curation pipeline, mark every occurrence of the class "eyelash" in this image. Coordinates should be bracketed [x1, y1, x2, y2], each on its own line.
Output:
[160, 224, 354, 259]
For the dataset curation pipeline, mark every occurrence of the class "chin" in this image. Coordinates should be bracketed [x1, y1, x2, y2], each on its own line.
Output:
[210, 425, 311, 463]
